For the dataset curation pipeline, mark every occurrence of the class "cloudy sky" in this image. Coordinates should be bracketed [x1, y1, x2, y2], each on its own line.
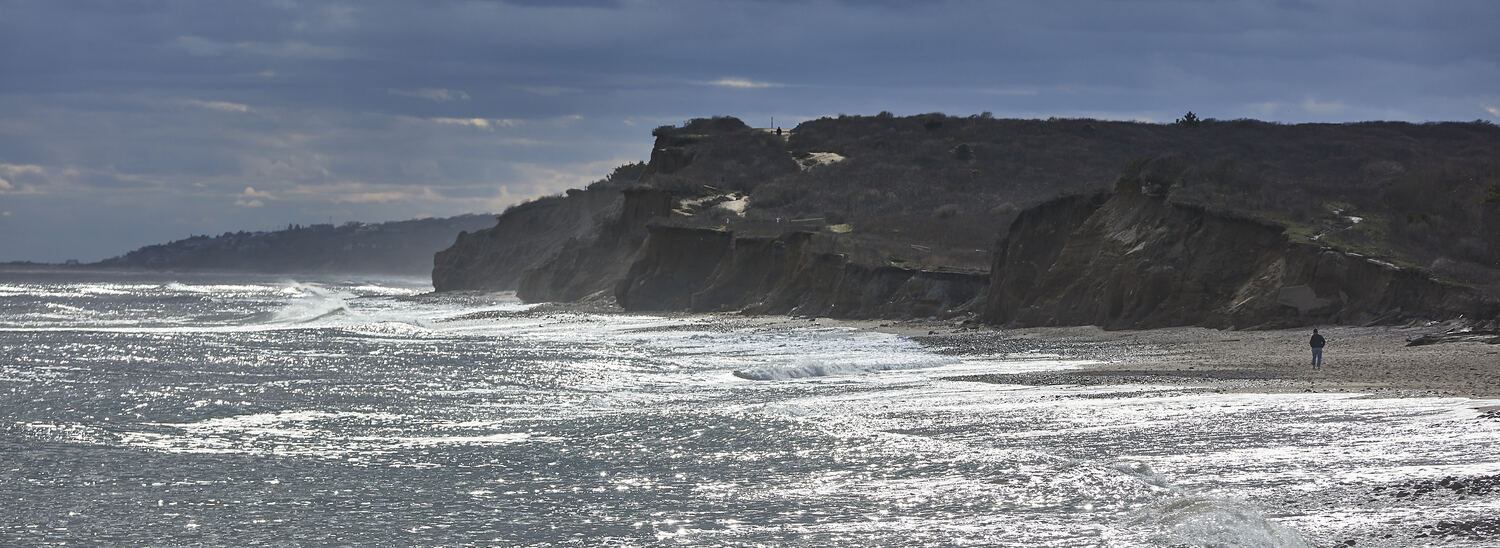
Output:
[1, 0, 1496, 262]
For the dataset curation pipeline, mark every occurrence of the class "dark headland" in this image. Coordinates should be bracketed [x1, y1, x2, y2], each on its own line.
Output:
[432, 113, 1500, 396]
[434, 114, 1500, 327]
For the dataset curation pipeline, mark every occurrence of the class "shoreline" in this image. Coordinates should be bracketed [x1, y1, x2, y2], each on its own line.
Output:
[875, 320, 1500, 400]
[723, 313, 1499, 400]
[441, 291, 1500, 400]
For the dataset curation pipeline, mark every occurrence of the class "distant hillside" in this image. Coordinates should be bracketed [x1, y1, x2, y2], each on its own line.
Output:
[96, 215, 498, 277]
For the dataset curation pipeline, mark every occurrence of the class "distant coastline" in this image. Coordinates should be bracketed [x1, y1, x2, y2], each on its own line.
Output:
[27, 214, 499, 278]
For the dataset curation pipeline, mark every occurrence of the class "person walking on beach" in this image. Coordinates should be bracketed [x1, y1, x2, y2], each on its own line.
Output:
[1309, 328, 1326, 369]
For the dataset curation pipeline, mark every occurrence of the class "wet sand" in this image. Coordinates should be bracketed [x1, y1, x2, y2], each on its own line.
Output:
[869, 321, 1500, 400]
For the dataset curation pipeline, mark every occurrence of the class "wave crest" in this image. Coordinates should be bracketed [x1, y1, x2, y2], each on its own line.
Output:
[733, 357, 935, 380]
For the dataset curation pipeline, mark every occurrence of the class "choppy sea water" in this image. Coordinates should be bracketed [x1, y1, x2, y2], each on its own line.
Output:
[3, 271, 1499, 546]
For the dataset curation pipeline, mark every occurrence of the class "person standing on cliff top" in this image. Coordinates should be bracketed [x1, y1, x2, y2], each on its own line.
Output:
[1309, 329, 1326, 369]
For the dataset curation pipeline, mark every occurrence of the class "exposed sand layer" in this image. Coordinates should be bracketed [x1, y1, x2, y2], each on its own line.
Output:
[797, 151, 846, 170]
[872, 321, 1500, 399]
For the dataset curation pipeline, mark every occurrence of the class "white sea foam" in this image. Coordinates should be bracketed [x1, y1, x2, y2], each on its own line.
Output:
[594, 322, 958, 381]
[265, 284, 351, 325]
[123, 410, 560, 457]
[339, 321, 433, 337]
[43, 302, 88, 313]
[349, 284, 425, 296]
[357, 432, 558, 447]
[176, 409, 402, 432]
[734, 357, 920, 380]
[0, 287, 73, 298]
[1133, 494, 1309, 547]
[75, 284, 136, 295]
[722, 333, 953, 380]
[13, 421, 121, 446]
[162, 282, 279, 294]
[122, 411, 408, 456]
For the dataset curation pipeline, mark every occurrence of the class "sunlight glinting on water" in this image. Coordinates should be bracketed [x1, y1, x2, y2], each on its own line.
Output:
[3, 272, 1499, 546]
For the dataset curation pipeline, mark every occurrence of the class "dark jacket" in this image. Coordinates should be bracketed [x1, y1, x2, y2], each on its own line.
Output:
[1310, 334, 1326, 348]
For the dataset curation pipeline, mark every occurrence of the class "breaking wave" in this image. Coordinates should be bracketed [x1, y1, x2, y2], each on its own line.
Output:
[1112, 460, 1309, 547]
[733, 355, 946, 380]
[1133, 495, 1308, 547]
[249, 283, 352, 325]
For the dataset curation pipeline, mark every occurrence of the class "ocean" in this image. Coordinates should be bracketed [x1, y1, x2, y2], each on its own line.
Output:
[3, 270, 1498, 546]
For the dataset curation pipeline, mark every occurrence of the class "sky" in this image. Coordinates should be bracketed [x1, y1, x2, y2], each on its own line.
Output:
[1, 0, 1497, 262]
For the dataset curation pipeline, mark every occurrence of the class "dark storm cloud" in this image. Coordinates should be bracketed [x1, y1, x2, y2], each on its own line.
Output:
[498, 0, 625, 7]
[1, 0, 1497, 261]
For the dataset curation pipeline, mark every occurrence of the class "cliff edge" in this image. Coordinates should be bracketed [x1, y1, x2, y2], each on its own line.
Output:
[433, 189, 619, 292]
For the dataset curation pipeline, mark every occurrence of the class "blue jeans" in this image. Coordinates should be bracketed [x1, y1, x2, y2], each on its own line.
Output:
[1311, 347, 1322, 367]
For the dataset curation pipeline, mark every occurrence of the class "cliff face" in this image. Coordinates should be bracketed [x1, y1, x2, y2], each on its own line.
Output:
[433, 113, 1500, 327]
[615, 226, 987, 319]
[515, 118, 798, 302]
[984, 179, 1497, 329]
[432, 189, 619, 291]
[513, 187, 674, 302]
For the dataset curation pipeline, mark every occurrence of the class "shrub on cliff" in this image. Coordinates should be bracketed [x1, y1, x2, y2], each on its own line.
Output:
[681, 116, 751, 134]
[1175, 111, 1202, 127]
[646, 126, 797, 194]
[591, 162, 647, 188]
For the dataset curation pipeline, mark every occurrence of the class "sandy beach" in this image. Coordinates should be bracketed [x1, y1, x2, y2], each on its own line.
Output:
[496, 300, 1500, 400]
[871, 320, 1500, 400]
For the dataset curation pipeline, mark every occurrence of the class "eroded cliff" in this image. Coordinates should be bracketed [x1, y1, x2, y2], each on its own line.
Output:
[515, 187, 675, 302]
[615, 226, 987, 319]
[984, 176, 1497, 329]
[433, 113, 1500, 328]
[432, 188, 620, 291]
